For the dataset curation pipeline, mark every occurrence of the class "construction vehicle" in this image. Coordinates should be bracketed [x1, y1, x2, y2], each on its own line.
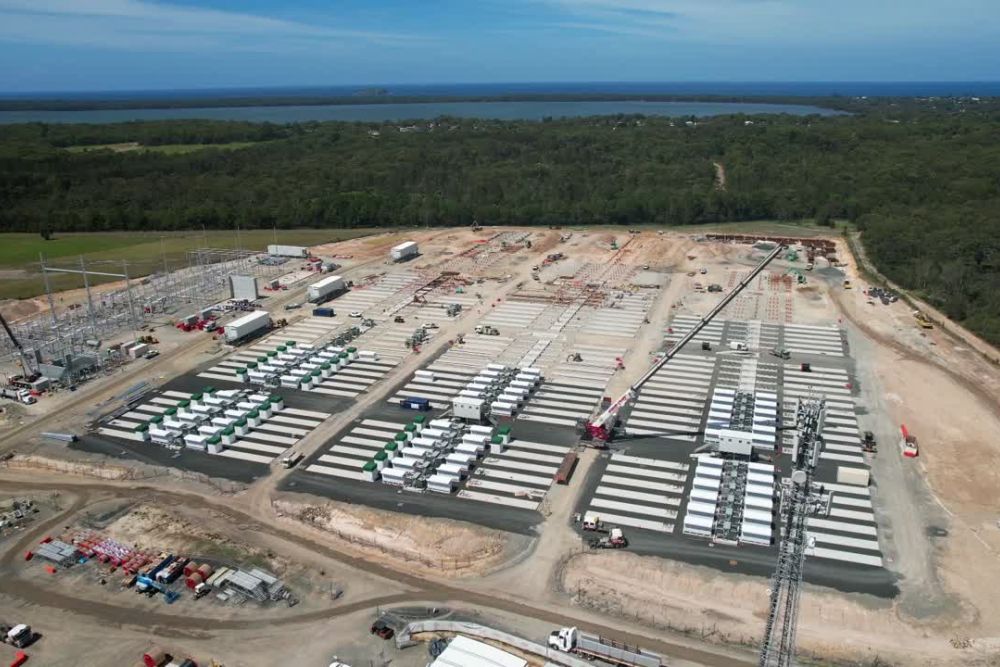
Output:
[588, 527, 628, 549]
[1, 624, 35, 649]
[581, 244, 784, 442]
[770, 348, 791, 360]
[899, 424, 919, 457]
[548, 627, 662, 667]
[0, 312, 34, 374]
[474, 324, 499, 335]
[567, 352, 582, 362]
[1, 387, 36, 405]
[862, 431, 877, 453]
[913, 310, 934, 329]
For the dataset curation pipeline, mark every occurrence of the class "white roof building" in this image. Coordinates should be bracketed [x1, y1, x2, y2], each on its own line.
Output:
[431, 636, 527, 667]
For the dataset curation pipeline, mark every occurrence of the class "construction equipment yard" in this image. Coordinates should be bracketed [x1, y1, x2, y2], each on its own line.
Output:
[1, 226, 999, 667]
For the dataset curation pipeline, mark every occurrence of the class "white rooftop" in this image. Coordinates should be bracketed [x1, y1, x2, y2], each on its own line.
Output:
[431, 636, 527, 667]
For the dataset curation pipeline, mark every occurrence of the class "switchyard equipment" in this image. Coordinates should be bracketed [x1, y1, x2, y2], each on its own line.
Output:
[758, 398, 830, 667]
[582, 244, 785, 442]
[390, 241, 419, 262]
[307, 275, 346, 303]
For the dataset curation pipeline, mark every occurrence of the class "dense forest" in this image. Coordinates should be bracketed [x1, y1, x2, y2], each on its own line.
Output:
[0, 100, 998, 344]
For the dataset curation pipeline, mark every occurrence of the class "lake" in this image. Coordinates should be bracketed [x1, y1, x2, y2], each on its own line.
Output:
[0, 100, 841, 124]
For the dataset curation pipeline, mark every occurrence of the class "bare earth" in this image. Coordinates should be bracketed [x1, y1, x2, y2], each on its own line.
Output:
[1, 227, 999, 667]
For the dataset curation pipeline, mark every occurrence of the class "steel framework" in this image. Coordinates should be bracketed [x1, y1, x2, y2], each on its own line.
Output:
[758, 398, 827, 667]
[0, 246, 285, 379]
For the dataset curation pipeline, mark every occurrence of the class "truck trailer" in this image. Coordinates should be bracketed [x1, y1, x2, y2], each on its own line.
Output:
[224, 310, 270, 344]
[307, 276, 345, 303]
[389, 241, 418, 262]
[548, 627, 662, 667]
[267, 244, 309, 258]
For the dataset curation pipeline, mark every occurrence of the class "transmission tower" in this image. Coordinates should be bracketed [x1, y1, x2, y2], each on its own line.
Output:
[758, 398, 828, 667]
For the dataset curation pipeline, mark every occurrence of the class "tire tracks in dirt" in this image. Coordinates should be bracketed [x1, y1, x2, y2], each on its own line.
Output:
[0, 479, 753, 666]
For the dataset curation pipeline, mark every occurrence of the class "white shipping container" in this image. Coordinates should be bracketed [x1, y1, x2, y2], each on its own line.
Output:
[267, 244, 308, 257]
[836, 466, 871, 487]
[225, 310, 270, 343]
[307, 275, 345, 302]
[389, 241, 419, 261]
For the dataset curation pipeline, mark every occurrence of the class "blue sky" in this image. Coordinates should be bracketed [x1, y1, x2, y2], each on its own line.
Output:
[0, 0, 997, 92]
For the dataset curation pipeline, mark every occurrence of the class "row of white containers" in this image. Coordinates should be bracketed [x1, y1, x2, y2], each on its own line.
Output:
[378, 421, 505, 493]
[458, 365, 542, 417]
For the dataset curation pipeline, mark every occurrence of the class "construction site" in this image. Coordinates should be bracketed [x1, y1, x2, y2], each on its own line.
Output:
[1, 226, 999, 667]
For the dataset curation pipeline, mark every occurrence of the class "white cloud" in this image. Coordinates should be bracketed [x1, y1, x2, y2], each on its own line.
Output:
[536, 0, 1000, 45]
[0, 0, 420, 51]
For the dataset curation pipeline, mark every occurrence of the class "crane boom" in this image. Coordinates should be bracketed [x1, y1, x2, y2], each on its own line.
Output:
[0, 311, 32, 374]
[584, 243, 785, 441]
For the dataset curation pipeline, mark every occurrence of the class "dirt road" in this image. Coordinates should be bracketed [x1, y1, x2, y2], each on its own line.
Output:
[0, 476, 754, 666]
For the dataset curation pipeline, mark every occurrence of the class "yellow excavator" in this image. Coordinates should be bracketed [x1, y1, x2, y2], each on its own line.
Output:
[913, 309, 934, 329]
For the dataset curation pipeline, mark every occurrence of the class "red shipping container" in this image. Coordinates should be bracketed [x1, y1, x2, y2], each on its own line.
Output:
[10, 650, 29, 667]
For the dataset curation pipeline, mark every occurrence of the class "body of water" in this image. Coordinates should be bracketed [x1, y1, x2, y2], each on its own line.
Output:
[0, 99, 841, 124]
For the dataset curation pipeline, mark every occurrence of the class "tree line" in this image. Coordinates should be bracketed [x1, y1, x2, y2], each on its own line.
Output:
[0, 104, 998, 344]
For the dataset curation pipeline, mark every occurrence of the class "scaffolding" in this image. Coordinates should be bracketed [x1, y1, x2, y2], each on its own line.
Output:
[1, 248, 283, 382]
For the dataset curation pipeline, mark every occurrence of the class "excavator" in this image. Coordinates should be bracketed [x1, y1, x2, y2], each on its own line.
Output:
[581, 244, 786, 443]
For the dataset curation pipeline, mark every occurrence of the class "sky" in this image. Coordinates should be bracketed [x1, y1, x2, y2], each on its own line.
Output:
[0, 0, 997, 92]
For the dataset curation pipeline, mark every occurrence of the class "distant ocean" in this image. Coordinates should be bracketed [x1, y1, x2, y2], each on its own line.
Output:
[3, 80, 999, 100]
[0, 81, 994, 124]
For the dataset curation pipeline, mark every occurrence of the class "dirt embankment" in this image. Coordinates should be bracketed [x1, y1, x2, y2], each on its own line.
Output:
[273, 494, 528, 577]
[1, 452, 245, 494]
[559, 552, 989, 667]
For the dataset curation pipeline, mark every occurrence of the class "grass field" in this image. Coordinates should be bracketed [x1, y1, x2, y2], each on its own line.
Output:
[0, 229, 379, 300]
[64, 142, 261, 155]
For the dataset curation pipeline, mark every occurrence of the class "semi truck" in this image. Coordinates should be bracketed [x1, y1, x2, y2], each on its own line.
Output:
[548, 627, 662, 667]
[1, 387, 36, 404]
[307, 275, 346, 303]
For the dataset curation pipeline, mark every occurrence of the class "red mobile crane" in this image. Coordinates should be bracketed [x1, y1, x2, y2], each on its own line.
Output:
[583, 244, 786, 442]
